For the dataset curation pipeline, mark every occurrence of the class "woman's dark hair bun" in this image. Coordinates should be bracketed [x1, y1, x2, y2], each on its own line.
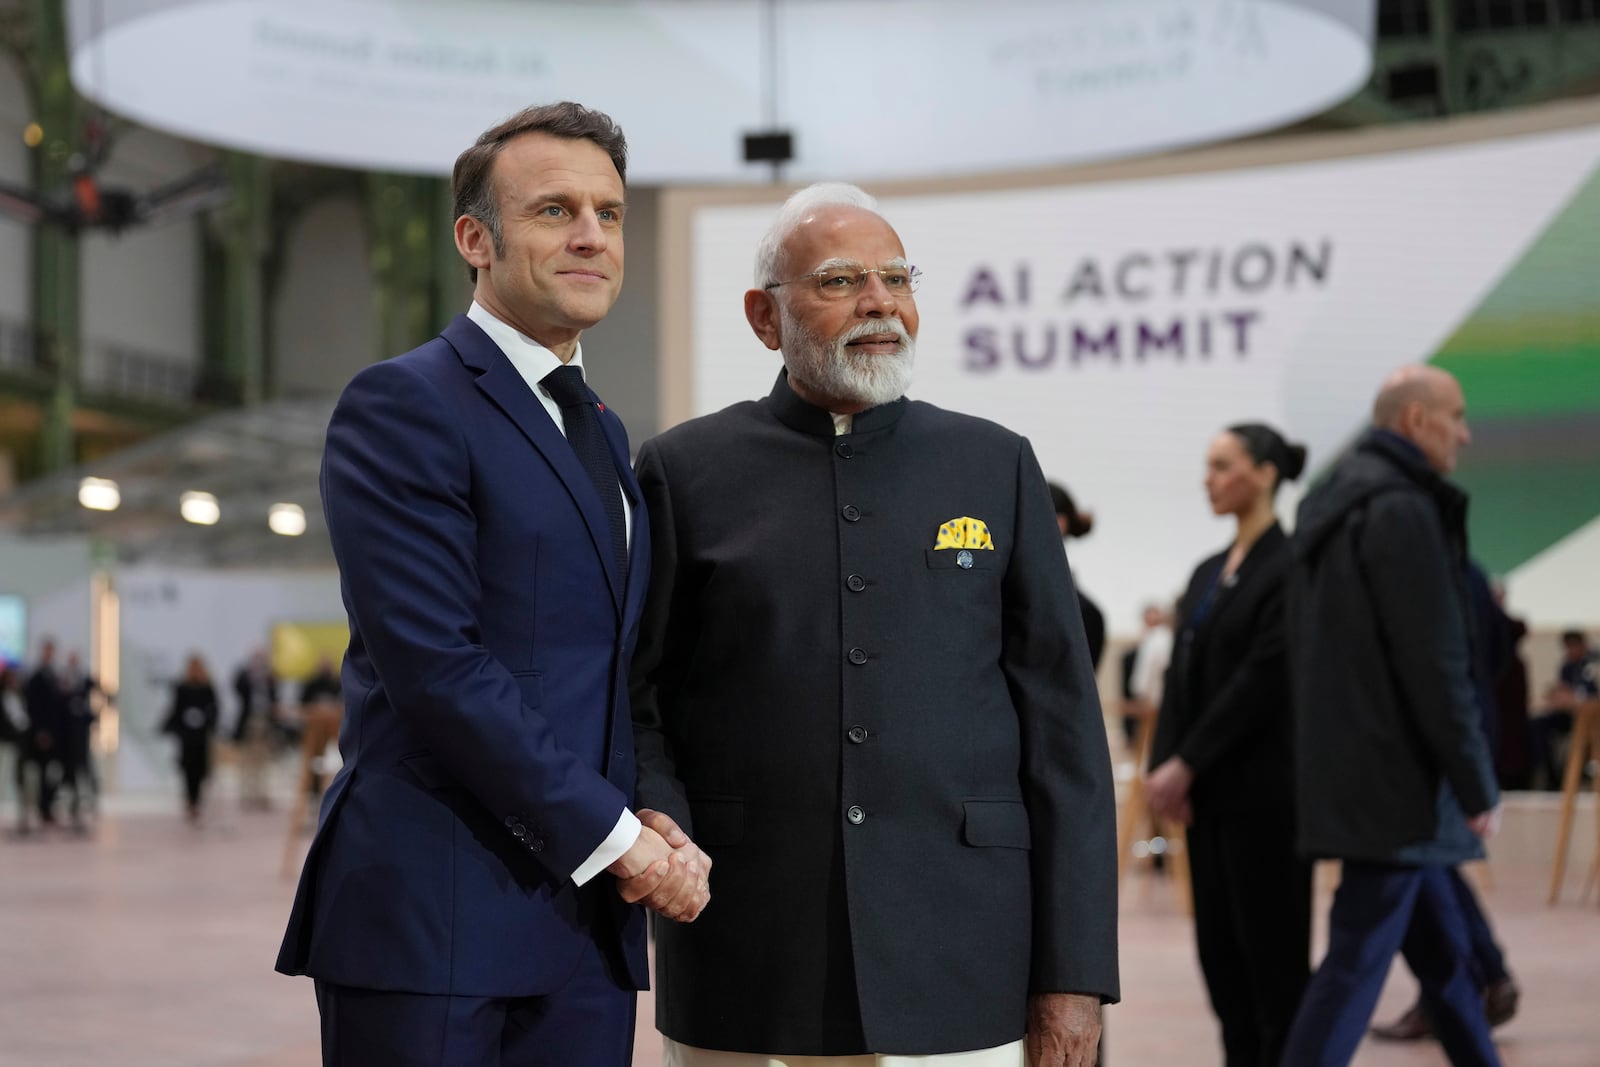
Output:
[1226, 422, 1307, 488]
[1280, 443, 1308, 482]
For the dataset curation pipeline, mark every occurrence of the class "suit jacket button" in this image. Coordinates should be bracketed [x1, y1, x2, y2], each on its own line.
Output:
[848, 647, 868, 665]
[504, 816, 519, 829]
[846, 574, 866, 592]
[848, 725, 867, 744]
[529, 839, 545, 853]
[511, 825, 527, 839]
[835, 442, 854, 459]
[841, 505, 861, 522]
[846, 805, 865, 825]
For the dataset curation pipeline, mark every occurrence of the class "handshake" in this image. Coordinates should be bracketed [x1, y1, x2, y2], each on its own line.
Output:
[606, 808, 712, 922]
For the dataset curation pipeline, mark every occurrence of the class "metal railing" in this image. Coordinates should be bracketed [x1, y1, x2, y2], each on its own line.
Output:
[0, 313, 201, 404]
[80, 340, 198, 403]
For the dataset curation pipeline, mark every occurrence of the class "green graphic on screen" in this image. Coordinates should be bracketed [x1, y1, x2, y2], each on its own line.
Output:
[1432, 162, 1600, 575]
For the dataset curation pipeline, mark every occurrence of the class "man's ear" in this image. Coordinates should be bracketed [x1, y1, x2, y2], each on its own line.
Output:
[1398, 400, 1427, 441]
[455, 215, 494, 274]
[744, 289, 782, 352]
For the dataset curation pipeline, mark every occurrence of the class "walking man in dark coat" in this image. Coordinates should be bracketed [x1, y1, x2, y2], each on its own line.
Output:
[631, 182, 1119, 1067]
[1281, 364, 1503, 1067]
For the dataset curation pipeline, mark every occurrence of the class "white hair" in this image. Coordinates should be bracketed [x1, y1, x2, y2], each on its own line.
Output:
[753, 182, 881, 288]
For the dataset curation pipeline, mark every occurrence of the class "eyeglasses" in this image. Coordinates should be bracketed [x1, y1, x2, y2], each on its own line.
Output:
[763, 264, 922, 300]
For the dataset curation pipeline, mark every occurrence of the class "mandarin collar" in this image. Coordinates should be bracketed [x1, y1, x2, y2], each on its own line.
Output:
[763, 369, 909, 438]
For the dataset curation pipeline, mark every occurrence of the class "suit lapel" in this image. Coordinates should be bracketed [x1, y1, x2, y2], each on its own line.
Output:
[444, 316, 624, 613]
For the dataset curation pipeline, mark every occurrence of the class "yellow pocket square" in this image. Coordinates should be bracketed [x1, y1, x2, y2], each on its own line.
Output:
[934, 516, 994, 551]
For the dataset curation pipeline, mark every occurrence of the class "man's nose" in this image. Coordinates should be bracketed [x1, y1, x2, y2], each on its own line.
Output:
[568, 211, 607, 253]
[855, 273, 897, 314]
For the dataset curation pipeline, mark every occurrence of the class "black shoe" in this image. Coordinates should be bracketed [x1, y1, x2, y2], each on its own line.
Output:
[1484, 978, 1519, 1028]
[1371, 1003, 1432, 1041]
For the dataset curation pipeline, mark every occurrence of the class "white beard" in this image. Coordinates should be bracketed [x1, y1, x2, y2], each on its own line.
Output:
[780, 308, 916, 409]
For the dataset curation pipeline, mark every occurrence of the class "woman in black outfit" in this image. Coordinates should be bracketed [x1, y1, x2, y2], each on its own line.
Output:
[1047, 481, 1106, 671]
[162, 654, 219, 824]
[1146, 422, 1312, 1067]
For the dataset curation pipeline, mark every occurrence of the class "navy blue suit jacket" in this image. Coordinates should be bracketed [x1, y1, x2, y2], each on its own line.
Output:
[276, 314, 651, 996]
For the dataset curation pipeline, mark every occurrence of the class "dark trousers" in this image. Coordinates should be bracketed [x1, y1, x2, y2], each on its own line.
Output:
[16, 741, 62, 825]
[1280, 862, 1500, 1067]
[1451, 868, 1508, 990]
[59, 746, 94, 822]
[314, 932, 635, 1067]
[1188, 815, 1312, 1067]
[178, 745, 210, 812]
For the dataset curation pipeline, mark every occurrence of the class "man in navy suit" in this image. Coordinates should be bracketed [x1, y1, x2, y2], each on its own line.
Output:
[277, 101, 710, 1067]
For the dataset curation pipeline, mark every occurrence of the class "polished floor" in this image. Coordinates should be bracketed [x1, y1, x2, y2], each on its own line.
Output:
[0, 790, 1594, 1067]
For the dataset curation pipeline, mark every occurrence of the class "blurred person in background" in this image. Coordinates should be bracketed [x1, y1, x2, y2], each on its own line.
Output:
[1529, 630, 1597, 790]
[232, 648, 279, 810]
[1281, 365, 1502, 1067]
[298, 653, 342, 707]
[1, 664, 27, 833]
[296, 654, 343, 805]
[162, 654, 219, 825]
[1049, 482, 1106, 673]
[1489, 585, 1532, 792]
[22, 638, 68, 832]
[1145, 422, 1312, 1067]
[1122, 601, 1175, 747]
[57, 651, 101, 832]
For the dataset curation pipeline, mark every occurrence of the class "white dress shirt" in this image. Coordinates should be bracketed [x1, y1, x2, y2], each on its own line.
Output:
[465, 302, 640, 886]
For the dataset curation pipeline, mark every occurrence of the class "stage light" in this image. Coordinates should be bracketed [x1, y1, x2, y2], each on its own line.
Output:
[180, 490, 220, 525]
[78, 477, 121, 511]
[268, 502, 306, 536]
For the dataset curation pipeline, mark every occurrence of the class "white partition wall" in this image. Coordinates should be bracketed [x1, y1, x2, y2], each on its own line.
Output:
[663, 100, 1600, 634]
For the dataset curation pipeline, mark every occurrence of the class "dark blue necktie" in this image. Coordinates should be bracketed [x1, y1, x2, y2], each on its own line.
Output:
[541, 365, 628, 584]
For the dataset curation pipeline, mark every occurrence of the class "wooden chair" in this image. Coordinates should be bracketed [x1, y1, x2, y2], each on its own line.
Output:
[1547, 698, 1600, 905]
[280, 701, 343, 880]
[1117, 704, 1192, 913]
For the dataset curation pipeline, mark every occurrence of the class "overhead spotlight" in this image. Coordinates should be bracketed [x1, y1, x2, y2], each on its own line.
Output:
[268, 502, 306, 537]
[180, 490, 220, 526]
[78, 477, 121, 511]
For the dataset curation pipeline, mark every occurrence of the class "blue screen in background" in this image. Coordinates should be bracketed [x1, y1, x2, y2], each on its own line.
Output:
[0, 595, 26, 667]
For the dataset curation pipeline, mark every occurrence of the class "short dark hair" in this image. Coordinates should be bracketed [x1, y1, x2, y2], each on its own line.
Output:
[1227, 422, 1308, 490]
[451, 101, 628, 283]
[1561, 630, 1588, 645]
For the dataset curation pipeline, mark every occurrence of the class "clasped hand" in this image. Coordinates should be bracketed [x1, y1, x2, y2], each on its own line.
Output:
[607, 809, 711, 922]
[1144, 755, 1194, 826]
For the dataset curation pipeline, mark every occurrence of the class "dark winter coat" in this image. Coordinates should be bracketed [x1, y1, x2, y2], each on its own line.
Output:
[1287, 431, 1497, 866]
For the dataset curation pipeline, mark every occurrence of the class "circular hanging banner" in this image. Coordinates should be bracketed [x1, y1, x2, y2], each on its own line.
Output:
[69, 0, 1372, 182]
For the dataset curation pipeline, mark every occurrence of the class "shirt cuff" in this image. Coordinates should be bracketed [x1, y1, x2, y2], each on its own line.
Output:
[571, 807, 640, 887]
